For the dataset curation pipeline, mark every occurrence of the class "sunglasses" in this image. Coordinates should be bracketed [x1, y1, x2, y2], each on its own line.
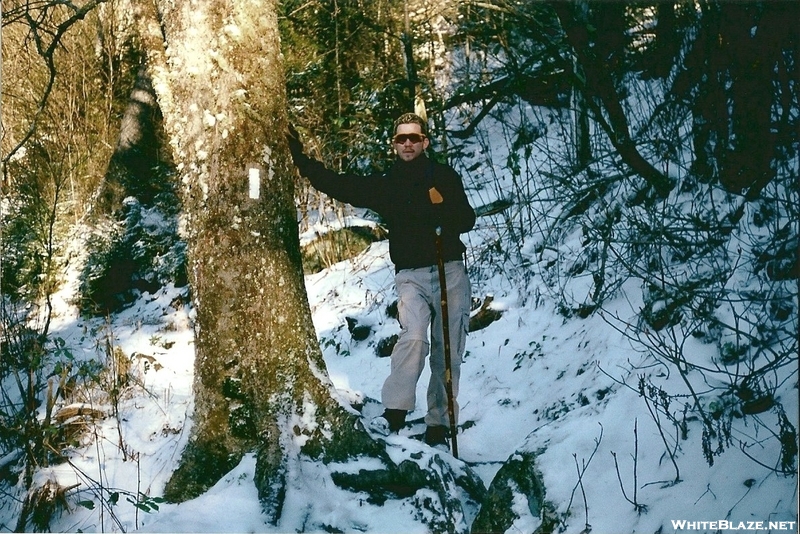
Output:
[393, 133, 426, 144]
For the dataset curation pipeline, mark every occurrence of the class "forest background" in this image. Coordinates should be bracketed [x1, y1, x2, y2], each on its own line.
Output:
[1, 0, 798, 532]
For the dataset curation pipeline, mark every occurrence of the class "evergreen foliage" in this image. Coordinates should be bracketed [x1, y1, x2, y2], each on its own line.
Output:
[78, 194, 186, 316]
[1, 184, 50, 302]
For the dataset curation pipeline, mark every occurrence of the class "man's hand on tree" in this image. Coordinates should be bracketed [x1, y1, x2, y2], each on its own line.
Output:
[286, 123, 304, 158]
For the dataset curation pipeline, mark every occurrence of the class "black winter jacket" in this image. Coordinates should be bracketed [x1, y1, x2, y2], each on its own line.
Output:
[292, 152, 475, 271]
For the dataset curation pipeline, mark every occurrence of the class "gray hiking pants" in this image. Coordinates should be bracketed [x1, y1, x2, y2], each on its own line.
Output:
[382, 261, 471, 427]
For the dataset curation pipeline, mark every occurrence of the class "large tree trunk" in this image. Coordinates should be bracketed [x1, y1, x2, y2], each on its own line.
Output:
[134, 0, 380, 520]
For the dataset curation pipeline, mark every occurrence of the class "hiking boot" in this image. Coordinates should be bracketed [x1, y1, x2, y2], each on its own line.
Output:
[368, 409, 406, 436]
[424, 425, 449, 448]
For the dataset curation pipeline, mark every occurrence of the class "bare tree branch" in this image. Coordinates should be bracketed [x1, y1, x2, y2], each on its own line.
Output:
[2, 0, 109, 168]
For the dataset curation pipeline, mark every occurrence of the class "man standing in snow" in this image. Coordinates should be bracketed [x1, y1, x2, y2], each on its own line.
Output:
[287, 113, 475, 448]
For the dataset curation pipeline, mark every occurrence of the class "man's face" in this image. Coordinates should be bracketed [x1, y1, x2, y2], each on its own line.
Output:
[393, 122, 429, 162]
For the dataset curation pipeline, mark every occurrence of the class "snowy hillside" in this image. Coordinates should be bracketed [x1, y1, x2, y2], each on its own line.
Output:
[5, 115, 796, 533]
[2, 0, 797, 531]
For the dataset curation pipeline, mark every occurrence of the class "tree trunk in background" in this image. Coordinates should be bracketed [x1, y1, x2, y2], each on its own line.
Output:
[651, 2, 678, 80]
[570, 0, 591, 170]
[676, 1, 796, 198]
[134, 0, 380, 520]
[402, 4, 418, 111]
[97, 65, 166, 214]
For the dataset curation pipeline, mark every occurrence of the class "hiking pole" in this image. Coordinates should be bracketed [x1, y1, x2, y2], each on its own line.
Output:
[434, 226, 459, 458]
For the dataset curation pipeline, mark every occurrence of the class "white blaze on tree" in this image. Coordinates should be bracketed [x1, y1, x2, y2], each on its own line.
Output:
[133, 0, 483, 526]
[134, 0, 382, 519]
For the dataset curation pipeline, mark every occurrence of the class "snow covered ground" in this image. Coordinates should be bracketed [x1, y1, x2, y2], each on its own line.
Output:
[3, 98, 797, 533]
[14, 193, 796, 533]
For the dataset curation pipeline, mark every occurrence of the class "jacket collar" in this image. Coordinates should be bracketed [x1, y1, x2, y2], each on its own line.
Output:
[389, 153, 430, 177]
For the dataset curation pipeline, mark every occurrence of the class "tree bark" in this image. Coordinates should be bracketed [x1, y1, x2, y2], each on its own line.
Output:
[98, 65, 167, 214]
[651, 2, 678, 80]
[570, 0, 591, 170]
[134, 0, 381, 520]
